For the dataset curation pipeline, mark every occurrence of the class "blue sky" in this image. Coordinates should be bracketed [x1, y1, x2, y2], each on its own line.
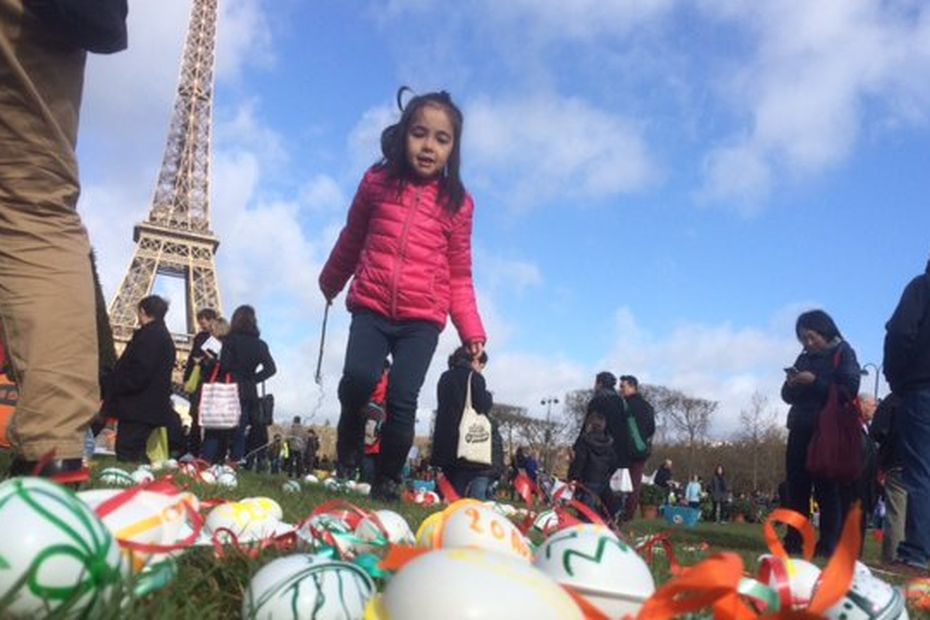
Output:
[78, 0, 930, 437]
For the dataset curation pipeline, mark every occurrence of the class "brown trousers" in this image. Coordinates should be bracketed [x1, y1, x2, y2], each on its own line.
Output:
[0, 0, 98, 459]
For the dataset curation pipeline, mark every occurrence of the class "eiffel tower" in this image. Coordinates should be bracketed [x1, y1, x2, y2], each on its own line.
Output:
[109, 0, 222, 381]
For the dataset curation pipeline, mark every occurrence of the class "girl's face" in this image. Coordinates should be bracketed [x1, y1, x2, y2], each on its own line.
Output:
[405, 103, 454, 179]
[798, 328, 829, 354]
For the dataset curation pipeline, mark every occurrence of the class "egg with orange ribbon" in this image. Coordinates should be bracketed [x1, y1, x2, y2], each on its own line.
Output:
[244, 554, 375, 620]
[367, 547, 583, 620]
[758, 554, 822, 610]
[435, 500, 532, 561]
[534, 523, 655, 618]
[0, 477, 126, 617]
[816, 562, 908, 620]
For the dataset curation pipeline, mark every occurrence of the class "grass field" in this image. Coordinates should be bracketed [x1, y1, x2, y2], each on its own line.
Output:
[1, 454, 927, 619]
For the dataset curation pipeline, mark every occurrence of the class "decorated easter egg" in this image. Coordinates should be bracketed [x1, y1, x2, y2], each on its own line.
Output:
[369, 548, 583, 620]
[758, 554, 822, 610]
[533, 509, 559, 535]
[131, 467, 156, 485]
[100, 467, 134, 487]
[299, 514, 353, 552]
[906, 579, 930, 612]
[281, 479, 301, 493]
[354, 482, 371, 495]
[241, 497, 284, 521]
[437, 501, 532, 561]
[303, 474, 320, 484]
[209, 464, 236, 478]
[534, 523, 654, 617]
[415, 511, 445, 549]
[817, 562, 908, 620]
[215, 471, 238, 488]
[0, 477, 125, 616]
[323, 477, 343, 491]
[243, 554, 375, 620]
[198, 469, 217, 485]
[356, 510, 415, 548]
[206, 502, 280, 541]
[78, 488, 197, 573]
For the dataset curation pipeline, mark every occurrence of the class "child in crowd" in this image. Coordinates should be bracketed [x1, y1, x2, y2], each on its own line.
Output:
[686, 475, 703, 510]
[319, 90, 486, 501]
[268, 434, 283, 475]
[568, 410, 615, 512]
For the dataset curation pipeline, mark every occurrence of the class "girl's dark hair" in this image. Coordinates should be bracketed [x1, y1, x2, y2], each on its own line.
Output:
[138, 295, 169, 321]
[586, 410, 607, 433]
[796, 309, 841, 342]
[197, 308, 218, 321]
[230, 304, 260, 337]
[596, 371, 617, 390]
[378, 88, 466, 214]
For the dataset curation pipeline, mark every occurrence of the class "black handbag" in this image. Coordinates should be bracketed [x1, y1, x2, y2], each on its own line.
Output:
[24, 0, 128, 54]
[256, 382, 274, 426]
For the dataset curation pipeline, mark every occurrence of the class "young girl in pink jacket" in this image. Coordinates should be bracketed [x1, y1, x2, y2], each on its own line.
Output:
[319, 90, 486, 500]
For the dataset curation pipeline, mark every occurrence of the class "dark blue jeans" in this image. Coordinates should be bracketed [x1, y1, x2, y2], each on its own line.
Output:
[336, 312, 439, 483]
[444, 467, 492, 500]
[784, 425, 846, 556]
[896, 388, 930, 568]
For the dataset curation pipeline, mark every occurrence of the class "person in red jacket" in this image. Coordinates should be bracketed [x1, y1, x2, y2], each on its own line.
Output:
[361, 360, 391, 483]
[319, 90, 486, 501]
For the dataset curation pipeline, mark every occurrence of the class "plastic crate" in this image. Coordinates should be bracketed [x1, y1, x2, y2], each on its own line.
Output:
[411, 480, 436, 493]
[661, 505, 702, 528]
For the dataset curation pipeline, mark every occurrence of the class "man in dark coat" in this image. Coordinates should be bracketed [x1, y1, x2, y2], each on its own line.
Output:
[112, 296, 176, 463]
[619, 375, 657, 520]
[884, 258, 930, 572]
[182, 307, 216, 457]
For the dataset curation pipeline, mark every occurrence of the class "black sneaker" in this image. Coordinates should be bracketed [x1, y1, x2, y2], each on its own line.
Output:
[370, 477, 401, 503]
[8, 457, 88, 487]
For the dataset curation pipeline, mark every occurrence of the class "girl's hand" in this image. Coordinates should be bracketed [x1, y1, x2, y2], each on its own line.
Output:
[467, 340, 485, 358]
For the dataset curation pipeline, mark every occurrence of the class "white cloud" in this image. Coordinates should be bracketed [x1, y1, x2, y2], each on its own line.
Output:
[483, 0, 677, 39]
[347, 103, 397, 175]
[299, 175, 349, 214]
[466, 95, 657, 209]
[477, 251, 543, 296]
[215, 0, 274, 83]
[698, 0, 930, 206]
[604, 306, 802, 436]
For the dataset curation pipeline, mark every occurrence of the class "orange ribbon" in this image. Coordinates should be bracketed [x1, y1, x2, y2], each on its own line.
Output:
[762, 509, 815, 561]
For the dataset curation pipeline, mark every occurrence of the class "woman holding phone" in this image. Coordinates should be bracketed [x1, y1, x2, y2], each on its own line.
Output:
[781, 309, 861, 557]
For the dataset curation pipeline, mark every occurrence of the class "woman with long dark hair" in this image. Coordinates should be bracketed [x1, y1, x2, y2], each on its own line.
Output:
[201, 305, 276, 466]
[781, 309, 860, 557]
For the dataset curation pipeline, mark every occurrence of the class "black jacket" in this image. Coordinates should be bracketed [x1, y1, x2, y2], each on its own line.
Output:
[624, 393, 656, 462]
[431, 365, 494, 469]
[568, 431, 615, 484]
[869, 393, 902, 471]
[710, 473, 728, 502]
[654, 464, 672, 488]
[781, 339, 860, 430]
[219, 332, 276, 402]
[585, 389, 631, 467]
[111, 321, 176, 425]
[183, 330, 211, 382]
[884, 264, 930, 392]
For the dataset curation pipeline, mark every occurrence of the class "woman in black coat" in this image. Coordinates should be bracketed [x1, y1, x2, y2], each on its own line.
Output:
[431, 346, 497, 499]
[781, 309, 860, 557]
[112, 295, 176, 463]
[201, 305, 276, 466]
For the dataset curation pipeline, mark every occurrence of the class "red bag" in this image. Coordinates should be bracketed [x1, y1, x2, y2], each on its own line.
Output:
[806, 349, 863, 483]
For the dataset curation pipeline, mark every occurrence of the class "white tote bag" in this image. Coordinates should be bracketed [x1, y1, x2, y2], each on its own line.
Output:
[609, 467, 634, 493]
[199, 370, 241, 429]
[456, 372, 493, 466]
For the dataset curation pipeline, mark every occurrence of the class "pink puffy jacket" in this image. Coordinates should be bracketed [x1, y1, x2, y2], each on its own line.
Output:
[319, 168, 486, 344]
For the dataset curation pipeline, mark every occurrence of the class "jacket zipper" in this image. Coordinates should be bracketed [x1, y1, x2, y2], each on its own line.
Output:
[390, 186, 422, 319]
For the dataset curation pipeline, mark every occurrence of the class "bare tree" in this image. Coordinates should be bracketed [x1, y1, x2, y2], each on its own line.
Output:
[663, 391, 717, 477]
[738, 391, 780, 492]
[563, 388, 594, 438]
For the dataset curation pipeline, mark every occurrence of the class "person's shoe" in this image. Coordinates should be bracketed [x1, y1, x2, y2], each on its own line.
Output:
[370, 477, 402, 503]
[8, 457, 88, 487]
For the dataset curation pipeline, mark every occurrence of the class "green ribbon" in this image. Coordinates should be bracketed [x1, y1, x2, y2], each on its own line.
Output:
[737, 576, 781, 613]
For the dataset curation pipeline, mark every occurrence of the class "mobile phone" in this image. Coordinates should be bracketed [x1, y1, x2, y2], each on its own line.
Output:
[784, 367, 799, 376]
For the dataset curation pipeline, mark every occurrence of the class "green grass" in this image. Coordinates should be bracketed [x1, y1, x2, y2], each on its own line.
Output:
[2, 454, 928, 618]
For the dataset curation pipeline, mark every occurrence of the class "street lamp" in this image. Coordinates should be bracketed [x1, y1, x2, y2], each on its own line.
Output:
[860, 362, 882, 400]
[541, 397, 559, 471]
